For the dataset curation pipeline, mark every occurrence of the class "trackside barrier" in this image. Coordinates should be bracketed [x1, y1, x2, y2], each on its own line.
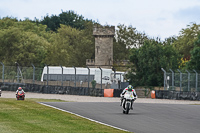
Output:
[0, 82, 122, 97]
[113, 89, 123, 97]
[1, 82, 199, 100]
[155, 90, 200, 100]
[104, 89, 123, 97]
[151, 90, 156, 99]
[0, 82, 104, 97]
[104, 89, 114, 97]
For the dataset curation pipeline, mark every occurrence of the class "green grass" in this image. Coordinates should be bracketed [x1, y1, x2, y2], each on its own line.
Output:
[0, 98, 129, 133]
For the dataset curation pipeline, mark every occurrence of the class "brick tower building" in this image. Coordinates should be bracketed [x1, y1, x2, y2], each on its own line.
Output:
[86, 25, 115, 68]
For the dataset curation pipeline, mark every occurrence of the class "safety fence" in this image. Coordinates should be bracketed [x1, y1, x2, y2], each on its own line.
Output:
[161, 68, 200, 92]
[0, 63, 130, 97]
[0, 64, 127, 89]
[157, 68, 200, 101]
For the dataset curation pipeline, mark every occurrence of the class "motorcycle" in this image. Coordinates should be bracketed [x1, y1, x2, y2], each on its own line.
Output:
[122, 91, 135, 114]
[16, 91, 25, 100]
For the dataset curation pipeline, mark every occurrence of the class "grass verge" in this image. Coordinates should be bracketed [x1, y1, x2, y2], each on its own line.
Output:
[0, 98, 129, 133]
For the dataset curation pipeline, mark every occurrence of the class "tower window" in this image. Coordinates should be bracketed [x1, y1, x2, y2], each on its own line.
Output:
[96, 46, 100, 54]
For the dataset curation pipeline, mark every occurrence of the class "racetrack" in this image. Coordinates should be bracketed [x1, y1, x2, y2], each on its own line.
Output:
[1, 91, 200, 133]
[42, 102, 200, 133]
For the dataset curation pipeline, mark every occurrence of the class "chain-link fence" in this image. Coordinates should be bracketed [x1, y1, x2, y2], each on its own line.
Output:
[159, 68, 200, 100]
[0, 64, 128, 90]
[0, 65, 43, 85]
[162, 68, 200, 92]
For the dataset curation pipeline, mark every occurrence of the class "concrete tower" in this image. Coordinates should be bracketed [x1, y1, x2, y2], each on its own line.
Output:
[93, 25, 115, 68]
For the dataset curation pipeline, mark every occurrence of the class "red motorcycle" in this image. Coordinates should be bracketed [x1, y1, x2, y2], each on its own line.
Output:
[16, 91, 25, 100]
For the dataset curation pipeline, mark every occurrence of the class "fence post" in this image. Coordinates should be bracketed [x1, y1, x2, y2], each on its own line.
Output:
[45, 64, 49, 88]
[15, 62, 20, 83]
[31, 64, 35, 84]
[177, 69, 182, 92]
[15, 62, 24, 85]
[60, 65, 63, 88]
[169, 69, 174, 90]
[193, 70, 198, 92]
[161, 68, 166, 90]
[0, 62, 4, 85]
[119, 73, 122, 89]
[73, 66, 76, 87]
[186, 70, 190, 91]
[86, 66, 90, 88]
[98, 67, 102, 89]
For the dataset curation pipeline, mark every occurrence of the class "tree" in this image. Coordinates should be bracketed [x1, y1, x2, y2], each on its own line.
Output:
[173, 23, 200, 59]
[127, 39, 181, 87]
[45, 25, 94, 67]
[40, 10, 96, 31]
[186, 35, 200, 70]
[0, 18, 51, 67]
[114, 24, 148, 61]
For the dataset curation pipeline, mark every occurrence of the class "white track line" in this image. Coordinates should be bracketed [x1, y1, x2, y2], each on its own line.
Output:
[39, 103, 129, 132]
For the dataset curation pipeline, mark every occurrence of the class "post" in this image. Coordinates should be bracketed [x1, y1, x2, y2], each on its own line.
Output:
[60, 65, 63, 88]
[86, 66, 90, 88]
[31, 63, 35, 84]
[177, 69, 182, 91]
[193, 70, 198, 92]
[45, 64, 49, 87]
[73, 66, 76, 87]
[186, 70, 190, 91]
[161, 68, 166, 90]
[119, 73, 122, 89]
[112, 67, 116, 78]
[169, 69, 174, 90]
[98, 67, 102, 89]
[15, 62, 20, 83]
[0, 62, 4, 85]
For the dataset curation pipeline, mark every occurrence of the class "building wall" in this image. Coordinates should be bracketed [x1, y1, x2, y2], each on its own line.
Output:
[92, 25, 115, 68]
[94, 37, 113, 66]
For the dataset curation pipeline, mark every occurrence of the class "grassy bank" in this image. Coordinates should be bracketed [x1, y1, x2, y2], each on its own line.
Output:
[0, 98, 128, 133]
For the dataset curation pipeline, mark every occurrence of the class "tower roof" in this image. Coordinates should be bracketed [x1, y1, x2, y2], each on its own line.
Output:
[93, 25, 115, 36]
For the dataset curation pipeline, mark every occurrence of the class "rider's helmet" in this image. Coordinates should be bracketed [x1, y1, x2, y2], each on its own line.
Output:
[127, 85, 133, 91]
[18, 87, 22, 91]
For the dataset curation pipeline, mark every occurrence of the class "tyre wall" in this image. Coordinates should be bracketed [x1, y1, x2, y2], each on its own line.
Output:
[0, 82, 104, 97]
[155, 90, 200, 100]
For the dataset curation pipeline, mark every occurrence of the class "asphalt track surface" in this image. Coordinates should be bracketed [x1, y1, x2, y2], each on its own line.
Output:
[41, 102, 200, 133]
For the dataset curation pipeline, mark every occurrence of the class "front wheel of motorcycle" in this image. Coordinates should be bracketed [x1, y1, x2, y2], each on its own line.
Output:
[123, 110, 125, 114]
[125, 103, 130, 114]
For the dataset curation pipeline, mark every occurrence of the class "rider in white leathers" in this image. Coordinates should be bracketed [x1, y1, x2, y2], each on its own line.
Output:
[120, 85, 137, 109]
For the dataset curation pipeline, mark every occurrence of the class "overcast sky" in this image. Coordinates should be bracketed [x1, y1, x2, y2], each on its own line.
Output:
[0, 0, 200, 40]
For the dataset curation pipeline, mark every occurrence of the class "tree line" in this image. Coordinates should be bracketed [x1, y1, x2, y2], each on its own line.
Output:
[0, 10, 200, 87]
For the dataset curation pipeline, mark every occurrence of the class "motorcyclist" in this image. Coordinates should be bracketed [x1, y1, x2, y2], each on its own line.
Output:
[120, 85, 137, 110]
[16, 87, 25, 97]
